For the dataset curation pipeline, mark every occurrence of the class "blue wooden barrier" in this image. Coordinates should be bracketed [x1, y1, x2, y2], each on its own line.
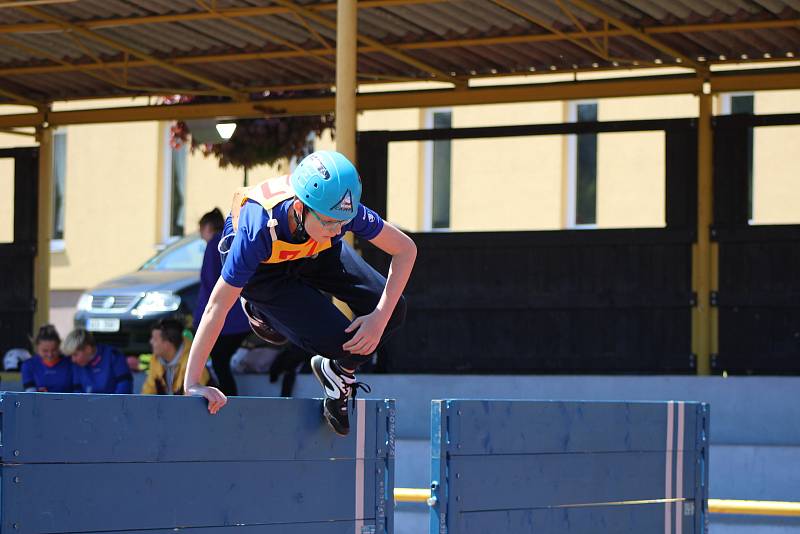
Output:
[429, 400, 709, 534]
[0, 392, 395, 534]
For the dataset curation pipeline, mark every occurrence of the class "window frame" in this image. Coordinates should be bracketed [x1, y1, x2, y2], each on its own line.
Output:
[50, 128, 67, 252]
[423, 107, 453, 232]
[566, 100, 599, 229]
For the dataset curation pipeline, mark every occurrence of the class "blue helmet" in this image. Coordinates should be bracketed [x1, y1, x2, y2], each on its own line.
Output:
[290, 150, 362, 220]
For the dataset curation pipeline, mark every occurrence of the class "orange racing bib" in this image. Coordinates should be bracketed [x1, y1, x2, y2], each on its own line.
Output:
[229, 175, 332, 264]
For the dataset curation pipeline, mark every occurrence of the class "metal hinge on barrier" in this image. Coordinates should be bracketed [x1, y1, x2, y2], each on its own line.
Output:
[710, 291, 719, 307]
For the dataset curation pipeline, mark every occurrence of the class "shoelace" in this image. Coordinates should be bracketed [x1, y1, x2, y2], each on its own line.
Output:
[340, 380, 371, 412]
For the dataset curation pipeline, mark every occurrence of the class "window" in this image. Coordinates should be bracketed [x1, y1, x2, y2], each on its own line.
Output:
[163, 130, 187, 241]
[52, 129, 66, 247]
[568, 102, 598, 227]
[425, 109, 452, 230]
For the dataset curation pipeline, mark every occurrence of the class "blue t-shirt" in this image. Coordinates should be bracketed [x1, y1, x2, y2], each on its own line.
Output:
[72, 344, 133, 394]
[21, 355, 73, 392]
[193, 231, 250, 335]
[221, 199, 384, 288]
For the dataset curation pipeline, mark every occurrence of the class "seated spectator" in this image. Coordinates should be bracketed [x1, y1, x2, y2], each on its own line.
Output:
[142, 319, 210, 395]
[21, 324, 72, 392]
[63, 329, 133, 394]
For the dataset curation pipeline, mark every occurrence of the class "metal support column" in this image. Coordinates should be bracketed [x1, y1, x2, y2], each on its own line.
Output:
[693, 92, 713, 375]
[335, 0, 357, 162]
[34, 117, 53, 330]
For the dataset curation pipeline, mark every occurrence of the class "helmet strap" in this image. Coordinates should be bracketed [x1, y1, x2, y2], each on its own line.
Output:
[291, 202, 309, 242]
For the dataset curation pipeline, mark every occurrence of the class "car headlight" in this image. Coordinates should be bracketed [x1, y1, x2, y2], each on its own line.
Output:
[132, 292, 181, 316]
[77, 293, 93, 311]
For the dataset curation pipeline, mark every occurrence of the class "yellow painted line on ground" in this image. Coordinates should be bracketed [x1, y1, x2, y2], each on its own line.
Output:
[394, 488, 800, 517]
[708, 499, 800, 517]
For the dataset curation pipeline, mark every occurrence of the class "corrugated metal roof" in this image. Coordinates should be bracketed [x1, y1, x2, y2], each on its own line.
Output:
[0, 0, 798, 104]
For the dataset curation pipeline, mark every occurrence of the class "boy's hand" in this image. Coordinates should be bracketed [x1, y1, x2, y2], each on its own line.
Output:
[185, 384, 227, 414]
[343, 310, 389, 355]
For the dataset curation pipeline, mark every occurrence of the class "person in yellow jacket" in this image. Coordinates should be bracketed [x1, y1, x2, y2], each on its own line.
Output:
[143, 319, 211, 395]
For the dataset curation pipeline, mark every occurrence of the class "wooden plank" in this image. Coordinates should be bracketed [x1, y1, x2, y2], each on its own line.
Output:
[456, 502, 695, 534]
[2, 460, 381, 533]
[59, 522, 366, 534]
[448, 452, 699, 511]
[0, 393, 389, 463]
[444, 401, 703, 455]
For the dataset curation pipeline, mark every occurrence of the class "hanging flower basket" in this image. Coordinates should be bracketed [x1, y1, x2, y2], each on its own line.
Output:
[163, 93, 335, 170]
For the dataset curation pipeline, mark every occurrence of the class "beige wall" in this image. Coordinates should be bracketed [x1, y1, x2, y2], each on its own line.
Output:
[359, 108, 424, 231]
[751, 91, 800, 224]
[451, 135, 563, 231]
[599, 94, 698, 121]
[597, 131, 666, 228]
[0, 87, 798, 292]
[752, 125, 800, 224]
[593, 95, 695, 228]
[756, 90, 800, 114]
[184, 147, 274, 231]
[0, 158, 14, 243]
[50, 121, 161, 289]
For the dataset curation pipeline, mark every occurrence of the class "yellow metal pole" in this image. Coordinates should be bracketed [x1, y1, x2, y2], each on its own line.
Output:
[335, 0, 357, 162]
[34, 116, 53, 331]
[333, 0, 358, 317]
[693, 90, 713, 375]
[394, 488, 432, 503]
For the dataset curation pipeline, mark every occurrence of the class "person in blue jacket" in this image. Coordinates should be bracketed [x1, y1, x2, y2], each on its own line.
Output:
[21, 324, 73, 392]
[194, 207, 256, 396]
[62, 329, 133, 394]
[185, 150, 417, 436]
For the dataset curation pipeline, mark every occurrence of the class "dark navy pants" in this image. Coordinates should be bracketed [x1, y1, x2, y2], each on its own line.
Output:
[241, 241, 406, 370]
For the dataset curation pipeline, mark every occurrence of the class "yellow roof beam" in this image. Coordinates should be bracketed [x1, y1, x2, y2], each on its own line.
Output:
[270, 0, 462, 85]
[4, 16, 799, 78]
[0, 0, 75, 7]
[555, 0, 606, 58]
[0, 75, 704, 128]
[3, 68, 800, 125]
[0, 85, 41, 107]
[17, 5, 247, 101]
[566, 0, 703, 70]
[193, 0, 336, 71]
[490, 0, 610, 63]
[0, 0, 449, 34]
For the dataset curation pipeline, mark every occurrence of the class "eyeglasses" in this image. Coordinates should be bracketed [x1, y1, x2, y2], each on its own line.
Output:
[306, 207, 354, 230]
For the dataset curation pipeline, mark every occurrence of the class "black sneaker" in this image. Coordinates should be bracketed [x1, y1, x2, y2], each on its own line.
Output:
[310, 355, 370, 436]
[240, 297, 289, 346]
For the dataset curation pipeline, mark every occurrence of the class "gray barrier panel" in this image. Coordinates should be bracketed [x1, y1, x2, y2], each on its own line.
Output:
[0, 392, 395, 534]
[430, 400, 709, 534]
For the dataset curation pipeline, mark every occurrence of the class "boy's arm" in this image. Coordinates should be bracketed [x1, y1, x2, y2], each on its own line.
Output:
[184, 276, 242, 413]
[343, 222, 416, 355]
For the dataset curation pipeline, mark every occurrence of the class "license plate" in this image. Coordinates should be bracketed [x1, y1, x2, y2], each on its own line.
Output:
[86, 318, 120, 332]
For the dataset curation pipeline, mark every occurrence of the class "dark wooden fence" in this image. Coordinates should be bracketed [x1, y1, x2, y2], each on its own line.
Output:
[357, 119, 698, 374]
[712, 113, 800, 374]
[0, 147, 38, 358]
